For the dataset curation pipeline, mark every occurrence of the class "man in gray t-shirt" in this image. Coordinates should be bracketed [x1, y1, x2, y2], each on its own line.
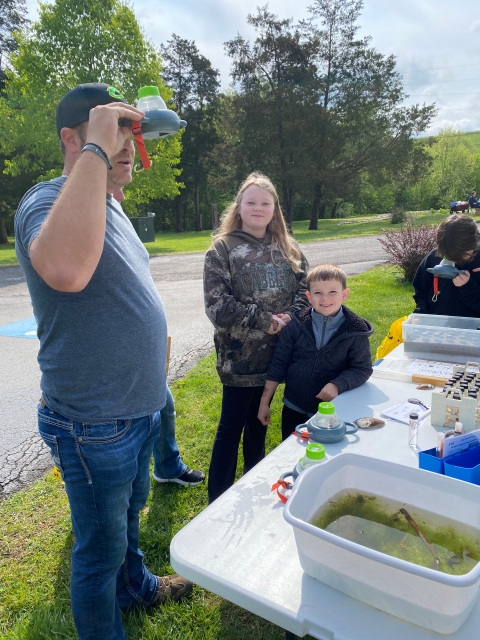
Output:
[14, 83, 191, 640]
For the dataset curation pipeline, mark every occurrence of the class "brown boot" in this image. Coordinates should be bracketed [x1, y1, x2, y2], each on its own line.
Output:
[151, 574, 193, 604]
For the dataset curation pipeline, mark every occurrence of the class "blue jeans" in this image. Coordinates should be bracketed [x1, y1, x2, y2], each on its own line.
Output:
[38, 405, 161, 640]
[152, 385, 187, 479]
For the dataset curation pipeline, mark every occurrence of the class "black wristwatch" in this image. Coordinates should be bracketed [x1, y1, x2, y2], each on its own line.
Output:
[81, 143, 112, 170]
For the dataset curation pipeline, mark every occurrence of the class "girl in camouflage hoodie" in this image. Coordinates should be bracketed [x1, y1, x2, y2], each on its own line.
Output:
[204, 172, 309, 503]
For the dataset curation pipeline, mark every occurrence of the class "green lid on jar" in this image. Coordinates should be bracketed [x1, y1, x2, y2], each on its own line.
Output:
[318, 402, 335, 415]
[138, 85, 160, 98]
[305, 443, 325, 460]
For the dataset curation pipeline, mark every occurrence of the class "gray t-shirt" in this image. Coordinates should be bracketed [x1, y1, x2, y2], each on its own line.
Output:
[15, 176, 167, 422]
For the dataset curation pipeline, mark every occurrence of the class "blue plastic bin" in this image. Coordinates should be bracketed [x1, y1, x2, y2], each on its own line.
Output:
[418, 447, 444, 474]
[444, 446, 480, 485]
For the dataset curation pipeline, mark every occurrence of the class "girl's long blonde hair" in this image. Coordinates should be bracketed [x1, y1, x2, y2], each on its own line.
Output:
[213, 172, 302, 273]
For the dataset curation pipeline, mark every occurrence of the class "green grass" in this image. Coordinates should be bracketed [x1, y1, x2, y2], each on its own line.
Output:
[0, 265, 413, 639]
[139, 210, 448, 257]
[144, 229, 214, 256]
[347, 265, 414, 357]
[289, 210, 447, 244]
[0, 210, 449, 267]
[0, 239, 18, 266]
[458, 130, 480, 154]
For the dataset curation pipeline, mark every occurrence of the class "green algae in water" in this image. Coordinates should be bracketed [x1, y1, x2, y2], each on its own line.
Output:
[310, 490, 480, 575]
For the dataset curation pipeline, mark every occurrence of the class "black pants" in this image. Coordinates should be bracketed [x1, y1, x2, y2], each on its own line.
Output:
[281, 404, 309, 441]
[208, 386, 267, 504]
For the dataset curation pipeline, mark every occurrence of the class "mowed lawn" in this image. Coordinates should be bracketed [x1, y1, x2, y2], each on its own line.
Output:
[0, 265, 414, 639]
[0, 209, 450, 266]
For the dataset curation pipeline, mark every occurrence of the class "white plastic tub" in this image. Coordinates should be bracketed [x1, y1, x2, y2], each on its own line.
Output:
[403, 313, 480, 360]
[284, 453, 480, 634]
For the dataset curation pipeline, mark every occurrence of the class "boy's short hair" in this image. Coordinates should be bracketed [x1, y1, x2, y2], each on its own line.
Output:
[436, 214, 480, 263]
[307, 264, 347, 290]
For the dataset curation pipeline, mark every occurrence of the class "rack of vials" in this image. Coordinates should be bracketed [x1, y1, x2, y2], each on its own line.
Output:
[431, 362, 480, 431]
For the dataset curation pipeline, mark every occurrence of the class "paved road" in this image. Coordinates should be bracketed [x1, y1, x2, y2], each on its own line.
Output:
[0, 235, 389, 495]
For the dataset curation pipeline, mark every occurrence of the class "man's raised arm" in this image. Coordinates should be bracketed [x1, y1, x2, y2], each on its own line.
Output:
[30, 102, 144, 292]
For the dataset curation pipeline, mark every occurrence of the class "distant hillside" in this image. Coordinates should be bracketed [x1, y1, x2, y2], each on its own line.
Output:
[418, 130, 480, 152]
[458, 131, 480, 152]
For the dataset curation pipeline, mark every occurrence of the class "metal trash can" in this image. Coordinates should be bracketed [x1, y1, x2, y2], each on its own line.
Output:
[130, 215, 155, 243]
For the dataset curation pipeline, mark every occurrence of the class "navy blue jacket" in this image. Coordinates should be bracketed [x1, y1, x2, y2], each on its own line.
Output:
[469, 196, 479, 208]
[267, 305, 374, 415]
[413, 249, 480, 317]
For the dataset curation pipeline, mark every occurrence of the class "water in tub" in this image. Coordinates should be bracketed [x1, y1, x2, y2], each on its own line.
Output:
[310, 490, 480, 575]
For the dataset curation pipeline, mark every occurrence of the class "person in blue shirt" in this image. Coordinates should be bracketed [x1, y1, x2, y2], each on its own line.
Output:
[469, 191, 480, 209]
[152, 384, 205, 485]
[15, 84, 192, 640]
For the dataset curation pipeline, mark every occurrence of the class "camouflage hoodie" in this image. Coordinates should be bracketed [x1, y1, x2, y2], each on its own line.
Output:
[204, 229, 309, 387]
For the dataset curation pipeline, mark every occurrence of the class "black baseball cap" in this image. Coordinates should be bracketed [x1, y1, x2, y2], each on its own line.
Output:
[56, 83, 127, 137]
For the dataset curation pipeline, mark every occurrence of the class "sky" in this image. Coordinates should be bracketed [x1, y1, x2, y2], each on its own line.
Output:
[24, 0, 480, 136]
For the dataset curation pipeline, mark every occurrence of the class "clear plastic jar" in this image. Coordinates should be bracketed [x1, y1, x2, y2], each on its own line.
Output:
[137, 85, 167, 112]
[310, 402, 341, 429]
[299, 443, 326, 471]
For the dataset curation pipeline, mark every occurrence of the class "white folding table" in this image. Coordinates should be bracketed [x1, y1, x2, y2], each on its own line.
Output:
[170, 376, 480, 639]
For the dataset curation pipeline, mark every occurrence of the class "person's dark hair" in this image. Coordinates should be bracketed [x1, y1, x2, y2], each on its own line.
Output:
[60, 121, 88, 158]
[306, 264, 347, 290]
[436, 214, 480, 263]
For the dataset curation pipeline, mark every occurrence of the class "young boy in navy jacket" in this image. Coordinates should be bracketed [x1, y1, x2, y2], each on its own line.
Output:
[258, 264, 373, 440]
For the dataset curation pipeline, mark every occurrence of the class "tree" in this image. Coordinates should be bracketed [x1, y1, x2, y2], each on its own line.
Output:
[305, 0, 435, 228]
[0, 0, 181, 219]
[0, 0, 29, 243]
[0, 0, 28, 84]
[405, 129, 477, 210]
[223, 7, 322, 227]
[160, 34, 220, 231]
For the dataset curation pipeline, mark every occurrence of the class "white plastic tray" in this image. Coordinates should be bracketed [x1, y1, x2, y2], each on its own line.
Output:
[284, 454, 480, 634]
[403, 313, 480, 360]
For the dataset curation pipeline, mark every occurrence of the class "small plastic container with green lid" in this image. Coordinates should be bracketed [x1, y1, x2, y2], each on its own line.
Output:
[136, 86, 167, 112]
[310, 402, 341, 429]
[299, 443, 326, 472]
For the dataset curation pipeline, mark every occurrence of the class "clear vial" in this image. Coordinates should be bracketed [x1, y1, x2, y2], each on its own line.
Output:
[408, 411, 419, 452]
[436, 432, 445, 458]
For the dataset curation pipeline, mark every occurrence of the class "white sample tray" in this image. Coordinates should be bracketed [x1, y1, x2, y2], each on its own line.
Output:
[403, 313, 480, 360]
[284, 454, 480, 634]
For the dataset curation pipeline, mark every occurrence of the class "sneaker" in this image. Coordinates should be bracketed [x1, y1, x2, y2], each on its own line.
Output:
[153, 468, 205, 486]
[151, 574, 193, 605]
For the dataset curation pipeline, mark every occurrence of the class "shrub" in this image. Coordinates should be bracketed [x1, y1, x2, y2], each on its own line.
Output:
[390, 207, 407, 225]
[338, 202, 355, 218]
[378, 219, 438, 281]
